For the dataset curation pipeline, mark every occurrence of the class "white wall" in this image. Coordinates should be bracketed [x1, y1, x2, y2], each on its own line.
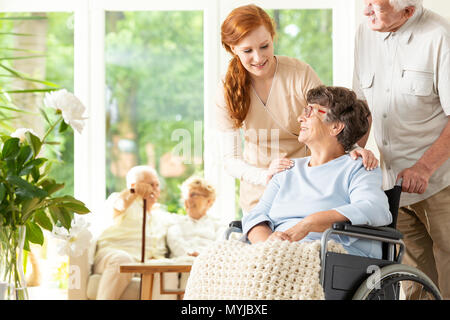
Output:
[423, 0, 450, 20]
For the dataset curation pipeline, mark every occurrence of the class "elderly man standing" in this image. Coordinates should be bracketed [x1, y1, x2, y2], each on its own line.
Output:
[353, 0, 450, 299]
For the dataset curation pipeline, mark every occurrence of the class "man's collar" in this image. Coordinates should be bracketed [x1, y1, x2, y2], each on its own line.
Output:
[381, 5, 424, 44]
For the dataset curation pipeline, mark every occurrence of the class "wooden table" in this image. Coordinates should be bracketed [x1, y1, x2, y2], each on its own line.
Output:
[120, 263, 192, 300]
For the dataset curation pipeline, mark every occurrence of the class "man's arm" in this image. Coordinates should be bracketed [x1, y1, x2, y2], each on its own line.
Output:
[398, 117, 450, 194]
[112, 182, 157, 218]
[112, 189, 137, 218]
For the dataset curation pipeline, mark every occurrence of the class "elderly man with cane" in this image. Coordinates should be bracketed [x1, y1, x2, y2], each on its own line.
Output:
[93, 166, 175, 300]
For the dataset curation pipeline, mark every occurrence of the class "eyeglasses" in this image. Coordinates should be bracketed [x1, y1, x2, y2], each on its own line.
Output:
[189, 192, 209, 198]
[303, 104, 328, 118]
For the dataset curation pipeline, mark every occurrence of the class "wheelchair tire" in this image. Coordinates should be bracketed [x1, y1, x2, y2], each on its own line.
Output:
[352, 264, 442, 300]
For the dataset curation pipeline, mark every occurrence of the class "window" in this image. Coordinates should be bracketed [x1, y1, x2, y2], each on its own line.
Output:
[0, 11, 74, 298]
[105, 10, 204, 213]
[269, 9, 333, 85]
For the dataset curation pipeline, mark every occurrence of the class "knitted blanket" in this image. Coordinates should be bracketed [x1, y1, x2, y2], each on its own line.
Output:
[184, 239, 347, 300]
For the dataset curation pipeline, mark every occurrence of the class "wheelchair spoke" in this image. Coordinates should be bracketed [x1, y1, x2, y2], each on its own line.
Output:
[393, 283, 398, 300]
[363, 273, 441, 300]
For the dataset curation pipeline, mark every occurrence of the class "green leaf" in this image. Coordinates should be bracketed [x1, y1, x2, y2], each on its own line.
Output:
[38, 178, 64, 195]
[26, 220, 44, 246]
[59, 119, 69, 133]
[24, 131, 42, 157]
[5, 158, 17, 175]
[31, 166, 40, 182]
[51, 195, 86, 206]
[23, 238, 30, 252]
[0, 16, 48, 20]
[39, 108, 51, 125]
[1, 137, 20, 160]
[6, 175, 48, 199]
[16, 145, 33, 170]
[0, 55, 47, 61]
[48, 206, 72, 230]
[0, 104, 34, 113]
[1, 88, 58, 94]
[34, 210, 53, 231]
[21, 197, 44, 222]
[0, 182, 6, 203]
[19, 158, 46, 176]
[63, 202, 91, 214]
[0, 32, 33, 36]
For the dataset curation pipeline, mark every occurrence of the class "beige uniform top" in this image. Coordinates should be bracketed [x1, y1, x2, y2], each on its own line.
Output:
[96, 193, 177, 260]
[216, 55, 322, 212]
[353, 6, 450, 206]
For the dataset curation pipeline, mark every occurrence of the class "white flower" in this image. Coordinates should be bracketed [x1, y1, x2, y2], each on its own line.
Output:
[52, 217, 92, 257]
[44, 89, 88, 134]
[10, 128, 39, 142]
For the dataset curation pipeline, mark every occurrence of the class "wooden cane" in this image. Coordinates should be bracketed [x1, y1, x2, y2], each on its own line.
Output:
[130, 187, 147, 299]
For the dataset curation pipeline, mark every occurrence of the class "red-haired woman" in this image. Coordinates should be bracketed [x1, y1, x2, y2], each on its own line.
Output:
[216, 4, 377, 214]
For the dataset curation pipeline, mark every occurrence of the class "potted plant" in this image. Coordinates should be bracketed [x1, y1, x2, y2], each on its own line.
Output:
[0, 89, 90, 300]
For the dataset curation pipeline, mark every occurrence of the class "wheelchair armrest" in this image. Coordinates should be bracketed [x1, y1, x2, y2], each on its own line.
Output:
[229, 220, 242, 230]
[223, 220, 243, 240]
[332, 222, 403, 240]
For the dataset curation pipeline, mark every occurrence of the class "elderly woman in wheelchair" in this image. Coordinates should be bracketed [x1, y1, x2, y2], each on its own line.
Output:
[243, 85, 389, 259]
[230, 85, 442, 300]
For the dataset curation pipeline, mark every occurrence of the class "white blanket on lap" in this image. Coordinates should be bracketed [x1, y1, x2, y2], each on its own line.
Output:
[184, 239, 347, 300]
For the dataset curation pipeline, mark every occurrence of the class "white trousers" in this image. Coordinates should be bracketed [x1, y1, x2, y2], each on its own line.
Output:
[93, 248, 135, 300]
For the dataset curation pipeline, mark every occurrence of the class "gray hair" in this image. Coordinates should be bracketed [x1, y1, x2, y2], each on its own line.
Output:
[126, 165, 158, 188]
[389, 0, 423, 11]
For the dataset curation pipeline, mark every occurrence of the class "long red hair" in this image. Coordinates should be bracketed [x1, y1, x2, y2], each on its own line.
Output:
[221, 5, 276, 129]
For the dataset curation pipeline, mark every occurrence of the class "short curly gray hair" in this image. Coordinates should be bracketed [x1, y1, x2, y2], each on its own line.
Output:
[306, 86, 371, 152]
[389, 0, 423, 11]
[180, 176, 216, 202]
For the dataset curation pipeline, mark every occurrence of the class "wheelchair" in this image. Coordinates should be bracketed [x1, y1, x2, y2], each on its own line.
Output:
[225, 182, 442, 300]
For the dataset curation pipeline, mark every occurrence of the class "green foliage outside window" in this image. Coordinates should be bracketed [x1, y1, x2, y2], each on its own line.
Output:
[105, 11, 204, 213]
[0, 12, 75, 197]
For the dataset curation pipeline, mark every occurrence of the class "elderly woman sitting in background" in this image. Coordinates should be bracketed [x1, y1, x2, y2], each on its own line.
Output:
[243, 85, 392, 259]
[167, 176, 227, 258]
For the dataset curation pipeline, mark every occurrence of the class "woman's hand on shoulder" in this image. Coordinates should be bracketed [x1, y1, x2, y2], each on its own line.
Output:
[349, 147, 378, 171]
[266, 158, 294, 184]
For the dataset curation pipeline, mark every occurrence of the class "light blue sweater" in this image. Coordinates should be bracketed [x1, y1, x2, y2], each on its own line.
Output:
[242, 154, 392, 258]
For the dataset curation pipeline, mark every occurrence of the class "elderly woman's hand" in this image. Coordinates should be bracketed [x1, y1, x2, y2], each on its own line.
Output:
[266, 158, 294, 184]
[284, 220, 311, 242]
[267, 231, 292, 242]
[349, 147, 378, 171]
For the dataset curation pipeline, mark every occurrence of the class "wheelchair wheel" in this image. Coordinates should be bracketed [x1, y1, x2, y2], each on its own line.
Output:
[353, 264, 442, 300]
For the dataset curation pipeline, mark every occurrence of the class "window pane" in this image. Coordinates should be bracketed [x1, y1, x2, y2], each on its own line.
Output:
[0, 11, 74, 299]
[269, 9, 333, 85]
[105, 11, 204, 213]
